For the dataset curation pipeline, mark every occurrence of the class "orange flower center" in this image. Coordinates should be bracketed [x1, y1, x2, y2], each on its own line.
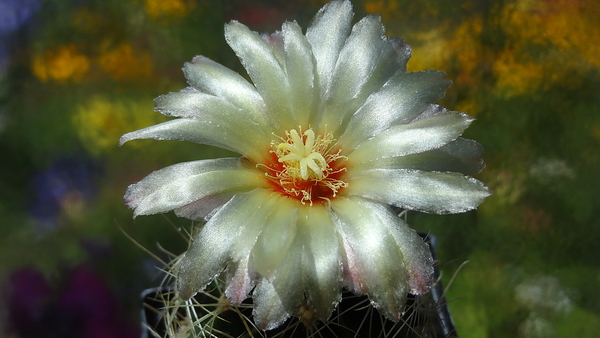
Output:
[259, 128, 348, 205]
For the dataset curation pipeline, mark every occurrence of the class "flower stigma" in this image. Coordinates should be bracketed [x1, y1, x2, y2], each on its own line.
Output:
[261, 127, 348, 205]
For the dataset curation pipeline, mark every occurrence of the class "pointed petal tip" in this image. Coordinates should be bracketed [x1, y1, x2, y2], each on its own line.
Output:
[183, 55, 216, 76]
[224, 19, 249, 37]
[252, 280, 293, 331]
[118, 133, 133, 147]
[187, 54, 207, 65]
[175, 257, 223, 302]
[174, 258, 198, 301]
[124, 194, 139, 219]
[183, 56, 199, 70]
[407, 260, 435, 295]
[175, 283, 197, 301]
[388, 36, 412, 61]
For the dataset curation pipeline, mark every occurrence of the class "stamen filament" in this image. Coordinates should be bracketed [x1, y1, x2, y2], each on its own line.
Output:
[262, 127, 348, 205]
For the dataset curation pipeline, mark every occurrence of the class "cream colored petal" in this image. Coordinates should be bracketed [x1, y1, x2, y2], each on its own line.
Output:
[318, 14, 386, 134]
[262, 30, 285, 68]
[331, 197, 430, 321]
[229, 191, 280, 263]
[153, 86, 271, 148]
[282, 21, 319, 127]
[366, 37, 411, 89]
[306, 0, 353, 96]
[253, 233, 305, 330]
[183, 55, 265, 119]
[174, 191, 237, 221]
[252, 197, 299, 279]
[348, 111, 474, 163]
[203, 190, 284, 305]
[124, 158, 266, 218]
[177, 189, 271, 300]
[119, 118, 264, 160]
[297, 206, 343, 320]
[385, 216, 434, 295]
[252, 278, 291, 331]
[225, 21, 294, 132]
[181, 190, 294, 305]
[346, 168, 491, 214]
[352, 138, 485, 175]
[338, 70, 451, 151]
[154, 87, 264, 127]
[224, 255, 255, 305]
[253, 205, 343, 328]
[323, 37, 412, 137]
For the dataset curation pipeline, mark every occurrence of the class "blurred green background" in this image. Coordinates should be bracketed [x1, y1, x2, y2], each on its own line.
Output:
[1, 0, 598, 337]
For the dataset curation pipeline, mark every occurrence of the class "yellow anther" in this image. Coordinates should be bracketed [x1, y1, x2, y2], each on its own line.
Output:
[267, 127, 348, 205]
[276, 129, 328, 180]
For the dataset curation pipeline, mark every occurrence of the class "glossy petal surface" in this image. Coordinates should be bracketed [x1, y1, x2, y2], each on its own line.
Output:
[331, 197, 432, 320]
[347, 169, 491, 214]
[121, 0, 490, 331]
[124, 158, 265, 217]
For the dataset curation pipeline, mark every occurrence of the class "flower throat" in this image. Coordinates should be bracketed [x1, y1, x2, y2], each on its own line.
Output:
[262, 127, 348, 205]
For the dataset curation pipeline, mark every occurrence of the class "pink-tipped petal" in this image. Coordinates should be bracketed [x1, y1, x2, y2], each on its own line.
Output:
[331, 197, 431, 321]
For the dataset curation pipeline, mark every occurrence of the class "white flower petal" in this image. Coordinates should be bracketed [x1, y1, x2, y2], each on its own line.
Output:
[220, 189, 287, 305]
[154, 87, 260, 123]
[228, 192, 280, 262]
[183, 55, 265, 118]
[306, 0, 353, 95]
[386, 228, 434, 295]
[282, 21, 319, 127]
[120, 2, 493, 332]
[174, 191, 237, 221]
[318, 14, 386, 133]
[347, 168, 491, 214]
[123, 158, 266, 217]
[252, 278, 291, 331]
[409, 102, 451, 123]
[348, 111, 474, 163]
[253, 234, 305, 330]
[328, 37, 411, 134]
[253, 205, 343, 328]
[297, 206, 342, 320]
[262, 30, 285, 67]
[224, 255, 255, 305]
[367, 37, 411, 89]
[177, 189, 270, 300]
[225, 21, 294, 131]
[331, 197, 432, 321]
[353, 137, 485, 175]
[338, 70, 452, 151]
[119, 118, 264, 160]
[224, 190, 285, 305]
[255, 207, 343, 329]
[252, 197, 299, 279]
[153, 87, 271, 149]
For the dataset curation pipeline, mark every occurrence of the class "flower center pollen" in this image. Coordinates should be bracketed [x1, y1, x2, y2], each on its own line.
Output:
[263, 128, 348, 205]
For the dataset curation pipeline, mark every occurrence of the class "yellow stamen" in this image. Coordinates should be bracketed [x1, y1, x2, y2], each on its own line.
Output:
[265, 127, 348, 205]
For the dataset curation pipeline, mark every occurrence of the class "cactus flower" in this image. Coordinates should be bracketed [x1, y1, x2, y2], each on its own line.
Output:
[120, 0, 490, 330]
